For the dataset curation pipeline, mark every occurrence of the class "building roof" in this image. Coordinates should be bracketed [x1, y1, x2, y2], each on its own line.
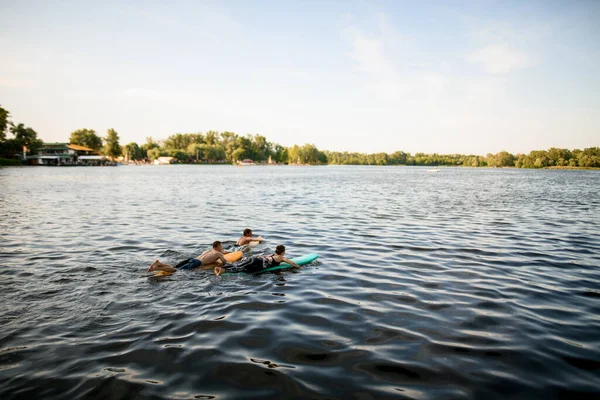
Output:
[40, 142, 69, 150]
[68, 144, 96, 152]
[29, 153, 73, 158]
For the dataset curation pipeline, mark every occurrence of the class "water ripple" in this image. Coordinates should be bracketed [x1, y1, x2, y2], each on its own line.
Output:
[1, 165, 599, 399]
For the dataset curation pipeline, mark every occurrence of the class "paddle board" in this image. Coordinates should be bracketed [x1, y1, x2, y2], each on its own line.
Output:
[223, 253, 319, 276]
[154, 251, 243, 277]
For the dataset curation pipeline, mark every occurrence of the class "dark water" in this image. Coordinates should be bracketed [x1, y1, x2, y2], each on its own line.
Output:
[1, 165, 599, 399]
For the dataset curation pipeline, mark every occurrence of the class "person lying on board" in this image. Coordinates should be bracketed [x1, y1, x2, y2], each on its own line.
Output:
[215, 245, 299, 276]
[236, 228, 264, 246]
[148, 241, 230, 273]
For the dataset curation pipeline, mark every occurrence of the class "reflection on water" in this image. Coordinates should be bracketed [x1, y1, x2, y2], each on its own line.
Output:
[1, 165, 599, 399]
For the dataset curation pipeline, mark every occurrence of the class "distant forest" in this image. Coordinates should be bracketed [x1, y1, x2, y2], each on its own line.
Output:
[1, 105, 599, 168]
[73, 130, 600, 168]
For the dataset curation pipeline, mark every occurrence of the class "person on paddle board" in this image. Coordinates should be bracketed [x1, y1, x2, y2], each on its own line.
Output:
[148, 241, 231, 273]
[236, 228, 264, 246]
[215, 245, 299, 275]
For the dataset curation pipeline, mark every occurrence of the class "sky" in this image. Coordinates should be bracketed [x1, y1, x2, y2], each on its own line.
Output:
[1, 0, 599, 155]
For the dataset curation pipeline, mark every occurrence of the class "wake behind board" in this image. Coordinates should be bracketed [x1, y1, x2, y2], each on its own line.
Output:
[154, 251, 243, 277]
[239, 239, 262, 252]
[248, 236, 263, 247]
[222, 253, 319, 276]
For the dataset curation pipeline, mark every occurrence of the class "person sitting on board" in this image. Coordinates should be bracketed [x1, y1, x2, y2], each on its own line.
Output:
[236, 228, 264, 246]
[148, 241, 231, 273]
[215, 245, 299, 276]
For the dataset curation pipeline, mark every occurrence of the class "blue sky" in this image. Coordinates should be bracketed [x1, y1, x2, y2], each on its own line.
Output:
[1, 0, 598, 154]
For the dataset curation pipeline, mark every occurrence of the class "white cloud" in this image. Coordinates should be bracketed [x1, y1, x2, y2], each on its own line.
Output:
[344, 22, 450, 103]
[339, 15, 545, 154]
[122, 87, 206, 103]
[348, 30, 393, 77]
[0, 79, 35, 88]
[466, 44, 531, 74]
[116, 3, 241, 44]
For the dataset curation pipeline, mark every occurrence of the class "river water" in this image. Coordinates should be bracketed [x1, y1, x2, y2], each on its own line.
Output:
[1, 165, 599, 399]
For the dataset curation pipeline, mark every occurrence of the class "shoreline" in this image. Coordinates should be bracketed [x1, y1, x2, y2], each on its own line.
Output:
[3, 162, 599, 171]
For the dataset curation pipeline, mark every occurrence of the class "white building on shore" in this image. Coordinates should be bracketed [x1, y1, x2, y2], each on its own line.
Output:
[27, 143, 107, 166]
[153, 156, 175, 165]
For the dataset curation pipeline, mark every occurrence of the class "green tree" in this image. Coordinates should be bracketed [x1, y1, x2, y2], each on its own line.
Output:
[577, 147, 600, 167]
[273, 144, 288, 163]
[287, 145, 300, 164]
[187, 143, 208, 161]
[487, 151, 515, 167]
[289, 144, 326, 164]
[69, 129, 103, 151]
[373, 152, 388, 165]
[0, 105, 9, 142]
[529, 150, 549, 168]
[547, 148, 572, 167]
[231, 147, 247, 161]
[251, 134, 272, 162]
[220, 131, 239, 161]
[9, 123, 44, 155]
[104, 128, 122, 159]
[389, 151, 409, 165]
[147, 148, 162, 161]
[123, 142, 144, 161]
[232, 135, 253, 161]
[206, 145, 226, 162]
[584, 147, 600, 162]
[205, 131, 219, 146]
[140, 137, 160, 159]
[168, 149, 188, 162]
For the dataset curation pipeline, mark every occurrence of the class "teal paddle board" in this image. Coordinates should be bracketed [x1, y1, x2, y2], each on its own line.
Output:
[222, 253, 319, 275]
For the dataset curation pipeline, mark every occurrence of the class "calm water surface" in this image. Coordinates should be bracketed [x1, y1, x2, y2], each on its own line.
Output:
[1, 165, 599, 399]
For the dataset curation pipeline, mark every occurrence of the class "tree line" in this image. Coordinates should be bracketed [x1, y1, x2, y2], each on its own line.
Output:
[75, 130, 600, 168]
[0, 105, 123, 162]
[1, 104, 598, 168]
[323, 148, 600, 168]
[0, 105, 44, 165]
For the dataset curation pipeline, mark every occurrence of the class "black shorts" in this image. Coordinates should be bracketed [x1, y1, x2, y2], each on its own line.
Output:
[175, 258, 203, 270]
[226, 257, 265, 273]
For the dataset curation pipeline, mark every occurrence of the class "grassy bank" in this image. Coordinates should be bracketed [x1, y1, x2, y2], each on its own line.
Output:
[0, 158, 22, 166]
[546, 166, 600, 170]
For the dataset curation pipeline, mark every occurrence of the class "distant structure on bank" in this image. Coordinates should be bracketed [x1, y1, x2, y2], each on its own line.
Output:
[236, 157, 280, 166]
[153, 156, 175, 165]
[26, 143, 107, 166]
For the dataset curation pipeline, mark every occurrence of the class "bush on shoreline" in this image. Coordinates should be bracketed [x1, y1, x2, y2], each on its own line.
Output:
[0, 157, 22, 166]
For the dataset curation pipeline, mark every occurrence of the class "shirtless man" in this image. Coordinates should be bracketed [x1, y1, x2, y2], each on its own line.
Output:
[236, 229, 264, 246]
[148, 241, 230, 273]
